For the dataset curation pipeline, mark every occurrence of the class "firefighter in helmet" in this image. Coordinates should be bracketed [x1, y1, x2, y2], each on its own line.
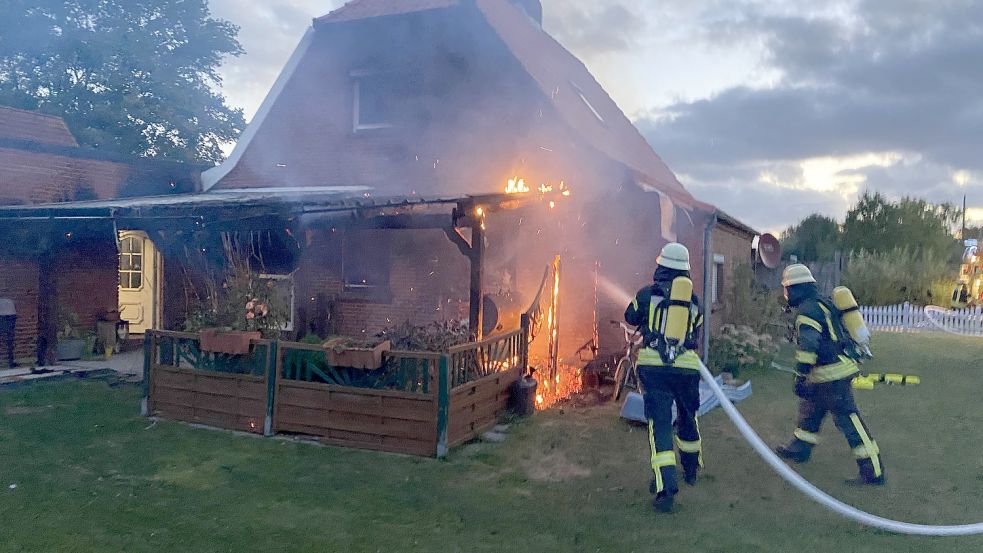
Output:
[624, 243, 705, 513]
[775, 264, 885, 485]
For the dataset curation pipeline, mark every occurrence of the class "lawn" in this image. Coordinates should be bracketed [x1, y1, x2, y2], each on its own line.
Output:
[2, 333, 983, 552]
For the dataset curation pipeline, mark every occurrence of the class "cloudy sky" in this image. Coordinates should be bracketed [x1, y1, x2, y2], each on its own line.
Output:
[208, 0, 983, 232]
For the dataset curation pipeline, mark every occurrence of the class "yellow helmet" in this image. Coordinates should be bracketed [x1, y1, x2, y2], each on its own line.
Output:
[782, 264, 817, 287]
[657, 242, 691, 270]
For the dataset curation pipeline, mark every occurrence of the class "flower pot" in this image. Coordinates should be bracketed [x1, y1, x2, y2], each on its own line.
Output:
[56, 339, 88, 361]
[199, 329, 261, 355]
[325, 340, 391, 370]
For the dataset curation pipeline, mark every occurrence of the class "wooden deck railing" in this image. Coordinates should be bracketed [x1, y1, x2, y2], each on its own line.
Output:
[143, 324, 529, 457]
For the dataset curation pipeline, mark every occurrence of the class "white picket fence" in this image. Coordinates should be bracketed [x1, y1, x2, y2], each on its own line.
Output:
[860, 304, 983, 336]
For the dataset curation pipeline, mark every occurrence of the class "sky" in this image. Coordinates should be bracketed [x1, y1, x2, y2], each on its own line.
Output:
[208, 0, 983, 233]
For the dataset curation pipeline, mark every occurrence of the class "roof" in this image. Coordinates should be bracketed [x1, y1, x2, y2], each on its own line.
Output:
[315, 0, 458, 24]
[716, 209, 759, 237]
[473, 0, 689, 202]
[0, 106, 78, 147]
[206, 0, 693, 205]
[0, 187, 546, 224]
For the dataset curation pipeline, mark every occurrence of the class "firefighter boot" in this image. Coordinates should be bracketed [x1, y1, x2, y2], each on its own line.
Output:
[649, 479, 676, 513]
[680, 452, 700, 486]
[651, 492, 674, 513]
[845, 458, 885, 486]
[775, 439, 813, 464]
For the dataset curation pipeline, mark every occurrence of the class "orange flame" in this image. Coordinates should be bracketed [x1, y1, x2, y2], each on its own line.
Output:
[505, 177, 530, 194]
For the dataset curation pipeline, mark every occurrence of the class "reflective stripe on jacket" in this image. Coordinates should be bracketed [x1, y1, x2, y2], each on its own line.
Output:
[795, 297, 859, 383]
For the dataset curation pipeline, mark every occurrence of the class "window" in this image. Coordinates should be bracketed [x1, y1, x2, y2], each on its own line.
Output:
[342, 231, 392, 300]
[119, 236, 144, 290]
[712, 254, 725, 305]
[260, 274, 296, 332]
[352, 71, 394, 131]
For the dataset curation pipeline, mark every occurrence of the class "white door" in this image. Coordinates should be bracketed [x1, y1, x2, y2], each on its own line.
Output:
[118, 231, 161, 334]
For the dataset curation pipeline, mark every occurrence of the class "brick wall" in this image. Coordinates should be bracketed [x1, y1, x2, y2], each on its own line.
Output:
[0, 147, 196, 206]
[54, 239, 120, 332]
[708, 223, 755, 331]
[0, 255, 39, 362]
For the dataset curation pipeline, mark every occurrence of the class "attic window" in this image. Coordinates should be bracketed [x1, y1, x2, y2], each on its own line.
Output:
[352, 70, 393, 131]
[571, 82, 604, 124]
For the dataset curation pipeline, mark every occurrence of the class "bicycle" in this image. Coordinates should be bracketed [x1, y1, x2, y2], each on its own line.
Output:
[610, 320, 644, 402]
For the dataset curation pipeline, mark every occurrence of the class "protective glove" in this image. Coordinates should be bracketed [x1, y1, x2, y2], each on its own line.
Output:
[794, 376, 813, 399]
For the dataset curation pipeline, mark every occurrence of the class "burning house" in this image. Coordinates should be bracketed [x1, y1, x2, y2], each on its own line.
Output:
[198, 0, 757, 367]
[0, 0, 756, 422]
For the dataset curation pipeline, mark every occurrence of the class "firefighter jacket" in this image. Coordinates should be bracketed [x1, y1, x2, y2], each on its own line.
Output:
[788, 283, 859, 384]
[625, 267, 704, 372]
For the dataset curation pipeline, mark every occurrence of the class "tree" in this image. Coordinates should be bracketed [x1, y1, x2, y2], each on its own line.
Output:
[0, 0, 244, 164]
[841, 191, 960, 258]
[781, 214, 841, 262]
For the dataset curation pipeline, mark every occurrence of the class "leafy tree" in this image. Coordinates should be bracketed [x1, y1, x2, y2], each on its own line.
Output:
[781, 214, 841, 262]
[0, 0, 244, 163]
[841, 192, 960, 259]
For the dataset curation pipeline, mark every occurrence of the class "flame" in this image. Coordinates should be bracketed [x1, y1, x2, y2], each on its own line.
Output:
[505, 177, 530, 194]
[532, 362, 583, 410]
[538, 184, 553, 194]
[549, 201, 556, 210]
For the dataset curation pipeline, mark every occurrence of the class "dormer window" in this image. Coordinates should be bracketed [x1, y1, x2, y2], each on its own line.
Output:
[352, 70, 393, 131]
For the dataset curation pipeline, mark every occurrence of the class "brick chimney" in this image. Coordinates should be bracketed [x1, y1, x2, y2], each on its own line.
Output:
[513, 0, 543, 26]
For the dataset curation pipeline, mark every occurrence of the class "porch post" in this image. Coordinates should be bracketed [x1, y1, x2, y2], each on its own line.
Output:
[141, 332, 152, 417]
[469, 224, 484, 340]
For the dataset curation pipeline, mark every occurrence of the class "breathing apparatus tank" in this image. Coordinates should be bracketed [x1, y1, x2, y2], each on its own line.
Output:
[658, 276, 693, 363]
[833, 286, 872, 358]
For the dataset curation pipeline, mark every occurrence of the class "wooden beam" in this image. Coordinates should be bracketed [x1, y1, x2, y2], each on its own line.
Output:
[443, 227, 472, 257]
[469, 224, 485, 340]
[441, 224, 484, 339]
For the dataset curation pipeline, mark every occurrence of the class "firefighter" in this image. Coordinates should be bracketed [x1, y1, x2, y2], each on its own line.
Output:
[951, 283, 970, 309]
[775, 264, 885, 485]
[625, 243, 704, 513]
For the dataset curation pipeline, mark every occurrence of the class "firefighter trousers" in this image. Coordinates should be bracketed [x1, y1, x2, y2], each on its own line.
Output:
[792, 378, 884, 480]
[637, 367, 702, 496]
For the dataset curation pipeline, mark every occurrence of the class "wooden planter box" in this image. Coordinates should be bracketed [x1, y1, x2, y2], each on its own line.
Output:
[325, 340, 391, 370]
[200, 329, 261, 355]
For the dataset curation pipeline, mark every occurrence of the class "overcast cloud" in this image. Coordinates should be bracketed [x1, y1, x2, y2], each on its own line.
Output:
[210, 0, 983, 231]
[638, 0, 983, 230]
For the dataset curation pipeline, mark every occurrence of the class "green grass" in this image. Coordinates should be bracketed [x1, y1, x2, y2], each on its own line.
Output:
[2, 333, 983, 552]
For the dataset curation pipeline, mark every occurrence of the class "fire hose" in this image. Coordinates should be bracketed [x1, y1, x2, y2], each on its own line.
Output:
[697, 360, 983, 536]
[924, 305, 983, 336]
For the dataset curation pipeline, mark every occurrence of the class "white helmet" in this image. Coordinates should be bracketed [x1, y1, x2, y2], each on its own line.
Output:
[657, 243, 690, 271]
[782, 264, 817, 287]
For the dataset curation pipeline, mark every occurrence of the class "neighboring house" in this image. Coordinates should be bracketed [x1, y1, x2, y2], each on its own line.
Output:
[0, 106, 199, 363]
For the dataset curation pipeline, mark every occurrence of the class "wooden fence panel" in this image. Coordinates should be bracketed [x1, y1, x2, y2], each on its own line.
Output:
[447, 365, 522, 448]
[274, 380, 438, 457]
[150, 366, 267, 434]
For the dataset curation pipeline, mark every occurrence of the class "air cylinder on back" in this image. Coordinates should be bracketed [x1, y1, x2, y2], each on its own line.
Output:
[663, 277, 694, 346]
[833, 286, 870, 346]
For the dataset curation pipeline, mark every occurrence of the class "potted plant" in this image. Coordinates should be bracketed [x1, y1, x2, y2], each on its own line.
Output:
[56, 308, 89, 361]
[193, 237, 290, 355]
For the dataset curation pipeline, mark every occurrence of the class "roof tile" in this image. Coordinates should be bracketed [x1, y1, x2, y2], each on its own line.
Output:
[0, 106, 78, 147]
